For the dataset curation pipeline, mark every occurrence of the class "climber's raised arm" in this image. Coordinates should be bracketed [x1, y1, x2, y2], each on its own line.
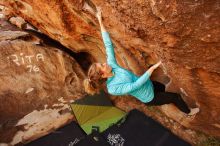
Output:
[96, 7, 106, 32]
[146, 61, 162, 76]
[96, 7, 118, 67]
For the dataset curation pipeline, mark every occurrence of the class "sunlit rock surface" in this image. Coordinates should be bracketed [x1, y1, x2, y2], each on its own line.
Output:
[0, 0, 220, 143]
[0, 19, 86, 145]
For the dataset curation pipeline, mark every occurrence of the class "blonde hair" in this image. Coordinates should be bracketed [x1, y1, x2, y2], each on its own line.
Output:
[84, 63, 106, 95]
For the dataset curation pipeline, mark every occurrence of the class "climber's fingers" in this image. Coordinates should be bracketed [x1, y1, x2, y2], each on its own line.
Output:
[96, 6, 102, 13]
[154, 61, 162, 69]
[96, 6, 102, 19]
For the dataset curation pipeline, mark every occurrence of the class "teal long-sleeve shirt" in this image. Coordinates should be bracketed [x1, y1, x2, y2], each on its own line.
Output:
[101, 31, 154, 103]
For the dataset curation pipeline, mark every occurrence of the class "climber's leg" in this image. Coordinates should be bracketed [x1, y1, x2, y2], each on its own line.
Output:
[152, 81, 165, 92]
[148, 81, 199, 115]
[146, 92, 191, 114]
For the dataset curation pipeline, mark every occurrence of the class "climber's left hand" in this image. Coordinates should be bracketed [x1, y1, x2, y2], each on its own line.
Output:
[96, 7, 102, 21]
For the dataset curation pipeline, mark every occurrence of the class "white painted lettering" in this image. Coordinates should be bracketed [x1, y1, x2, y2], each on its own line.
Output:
[8, 53, 44, 73]
[36, 53, 44, 61]
[20, 53, 25, 64]
[11, 54, 20, 66]
[26, 65, 32, 72]
[25, 55, 34, 64]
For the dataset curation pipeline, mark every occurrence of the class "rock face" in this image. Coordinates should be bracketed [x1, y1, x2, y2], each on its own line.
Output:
[0, 19, 86, 145]
[1, 0, 220, 139]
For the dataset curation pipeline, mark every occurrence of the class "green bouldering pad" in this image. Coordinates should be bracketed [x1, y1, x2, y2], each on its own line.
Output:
[70, 90, 126, 134]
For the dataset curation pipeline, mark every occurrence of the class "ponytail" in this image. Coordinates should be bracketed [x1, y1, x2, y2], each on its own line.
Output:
[83, 78, 99, 95]
[83, 63, 107, 95]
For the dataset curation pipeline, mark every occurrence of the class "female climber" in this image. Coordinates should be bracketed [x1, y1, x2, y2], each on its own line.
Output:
[84, 7, 199, 116]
